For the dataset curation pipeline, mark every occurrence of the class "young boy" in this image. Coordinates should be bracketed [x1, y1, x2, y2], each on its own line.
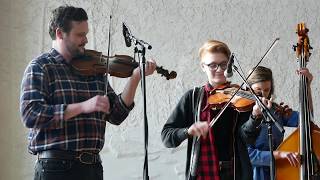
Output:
[161, 40, 264, 180]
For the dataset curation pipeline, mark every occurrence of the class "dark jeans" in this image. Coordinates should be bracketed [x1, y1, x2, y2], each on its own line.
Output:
[34, 159, 103, 180]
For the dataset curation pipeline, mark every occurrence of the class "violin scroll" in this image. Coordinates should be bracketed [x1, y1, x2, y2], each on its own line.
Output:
[274, 102, 293, 119]
[156, 66, 177, 80]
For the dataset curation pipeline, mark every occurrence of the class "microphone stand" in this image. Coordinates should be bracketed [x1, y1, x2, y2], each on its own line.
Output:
[232, 65, 284, 180]
[132, 36, 151, 180]
[122, 22, 152, 179]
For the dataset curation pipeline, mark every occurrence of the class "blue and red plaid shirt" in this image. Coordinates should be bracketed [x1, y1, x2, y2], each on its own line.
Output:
[20, 48, 134, 154]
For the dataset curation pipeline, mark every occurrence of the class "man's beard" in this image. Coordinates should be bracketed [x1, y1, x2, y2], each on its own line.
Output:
[66, 41, 85, 58]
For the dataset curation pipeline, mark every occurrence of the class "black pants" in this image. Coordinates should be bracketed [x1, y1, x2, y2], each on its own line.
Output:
[189, 168, 234, 180]
[34, 159, 103, 180]
[219, 167, 234, 180]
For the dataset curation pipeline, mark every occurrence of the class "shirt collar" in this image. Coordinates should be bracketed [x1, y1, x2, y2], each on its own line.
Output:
[202, 82, 232, 112]
[204, 81, 231, 93]
[49, 48, 67, 64]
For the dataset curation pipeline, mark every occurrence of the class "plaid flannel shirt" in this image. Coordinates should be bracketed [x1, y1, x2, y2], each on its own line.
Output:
[196, 84, 220, 180]
[20, 48, 134, 154]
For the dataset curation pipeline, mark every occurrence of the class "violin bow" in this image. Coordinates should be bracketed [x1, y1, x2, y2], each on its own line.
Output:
[104, 16, 112, 95]
[101, 1, 115, 121]
[104, 0, 117, 96]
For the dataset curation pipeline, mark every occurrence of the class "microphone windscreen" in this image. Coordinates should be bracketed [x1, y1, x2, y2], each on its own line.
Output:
[224, 70, 233, 78]
[122, 22, 131, 47]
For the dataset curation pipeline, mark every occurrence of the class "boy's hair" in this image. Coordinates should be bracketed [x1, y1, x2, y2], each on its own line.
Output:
[198, 40, 231, 60]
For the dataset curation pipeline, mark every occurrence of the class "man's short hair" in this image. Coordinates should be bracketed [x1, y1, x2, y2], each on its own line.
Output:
[48, 5, 88, 40]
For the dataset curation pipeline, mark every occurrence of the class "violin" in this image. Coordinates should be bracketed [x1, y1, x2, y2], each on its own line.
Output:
[70, 49, 177, 80]
[207, 84, 255, 112]
[207, 84, 293, 116]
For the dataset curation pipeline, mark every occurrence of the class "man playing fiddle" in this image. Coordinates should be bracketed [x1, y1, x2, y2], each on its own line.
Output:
[161, 40, 267, 180]
[20, 5, 156, 180]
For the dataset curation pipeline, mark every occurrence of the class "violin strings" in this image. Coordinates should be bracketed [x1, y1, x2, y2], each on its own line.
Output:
[223, 88, 256, 101]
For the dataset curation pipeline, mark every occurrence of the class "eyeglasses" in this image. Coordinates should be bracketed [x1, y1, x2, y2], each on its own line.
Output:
[203, 61, 228, 71]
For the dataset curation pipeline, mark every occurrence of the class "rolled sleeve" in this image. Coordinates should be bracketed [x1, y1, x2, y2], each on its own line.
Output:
[106, 93, 134, 125]
[118, 94, 135, 111]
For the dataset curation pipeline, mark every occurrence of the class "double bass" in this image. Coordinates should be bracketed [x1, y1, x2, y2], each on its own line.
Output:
[275, 23, 320, 180]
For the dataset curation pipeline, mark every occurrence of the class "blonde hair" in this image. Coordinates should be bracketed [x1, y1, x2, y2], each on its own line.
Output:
[198, 40, 231, 60]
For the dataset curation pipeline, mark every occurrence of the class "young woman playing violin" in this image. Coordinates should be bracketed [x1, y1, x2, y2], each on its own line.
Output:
[246, 66, 316, 180]
[161, 40, 265, 180]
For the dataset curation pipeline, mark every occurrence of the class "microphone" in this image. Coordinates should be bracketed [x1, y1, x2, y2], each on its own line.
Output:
[224, 53, 235, 78]
[122, 22, 132, 47]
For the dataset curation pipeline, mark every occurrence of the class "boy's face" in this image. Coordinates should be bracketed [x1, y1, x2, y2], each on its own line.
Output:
[200, 52, 228, 86]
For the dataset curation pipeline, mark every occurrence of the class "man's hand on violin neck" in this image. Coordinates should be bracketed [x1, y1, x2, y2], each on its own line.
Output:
[81, 95, 110, 114]
[132, 59, 157, 78]
[187, 121, 209, 138]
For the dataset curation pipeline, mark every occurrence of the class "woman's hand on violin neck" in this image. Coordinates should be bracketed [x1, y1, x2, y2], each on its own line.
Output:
[132, 59, 157, 79]
[80, 95, 110, 114]
[187, 121, 209, 138]
[251, 97, 273, 118]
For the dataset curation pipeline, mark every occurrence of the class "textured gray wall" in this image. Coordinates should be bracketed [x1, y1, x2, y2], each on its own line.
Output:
[1, 0, 320, 179]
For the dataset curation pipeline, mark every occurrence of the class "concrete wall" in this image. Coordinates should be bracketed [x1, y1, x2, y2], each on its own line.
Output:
[1, 0, 319, 179]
